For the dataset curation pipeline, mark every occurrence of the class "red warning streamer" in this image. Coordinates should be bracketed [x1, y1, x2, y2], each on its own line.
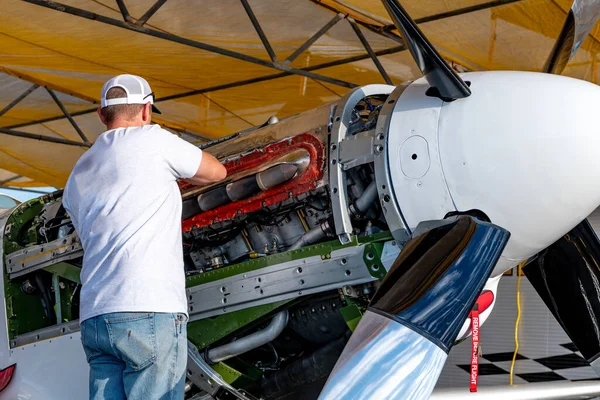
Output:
[470, 304, 480, 392]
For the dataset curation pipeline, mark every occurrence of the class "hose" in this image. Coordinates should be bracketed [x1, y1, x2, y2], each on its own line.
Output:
[207, 310, 288, 363]
[288, 222, 329, 251]
[352, 181, 378, 215]
[35, 274, 55, 325]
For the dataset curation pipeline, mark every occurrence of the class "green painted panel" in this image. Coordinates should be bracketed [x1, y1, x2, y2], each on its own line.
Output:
[188, 301, 289, 349]
[363, 242, 388, 280]
[58, 279, 78, 323]
[212, 360, 263, 389]
[3, 199, 49, 339]
[212, 362, 243, 384]
[339, 302, 362, 332]
[45, 262, 81, 284]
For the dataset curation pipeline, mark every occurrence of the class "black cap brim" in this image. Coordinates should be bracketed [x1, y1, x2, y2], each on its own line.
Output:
[152, 104, 162, 114]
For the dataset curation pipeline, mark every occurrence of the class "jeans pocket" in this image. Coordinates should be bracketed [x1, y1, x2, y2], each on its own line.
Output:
[80, 319, 101, 362]
[106, 313, 157, 371]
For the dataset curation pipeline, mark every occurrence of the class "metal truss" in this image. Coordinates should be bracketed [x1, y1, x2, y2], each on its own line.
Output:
[0, 79, 92, 148]
[116, 0, 169, 27]
[46, 87, 90, 144]
[348, 17, 393, 85]
[312, 0, 523, 38]
[0, 84, 39, 118]
[0, 74, 210, 148]
[24, 0, 356, 89]
[284, 13, 345, 65]
[136, 0, 168, 27]
[2, 44, 403, 132]
[116, 0, 136, 24]
[0, 127, 91, 148]
[240, 0, 279, 63]
[7, 0, 522, 143]
[0, 175, 21, 186]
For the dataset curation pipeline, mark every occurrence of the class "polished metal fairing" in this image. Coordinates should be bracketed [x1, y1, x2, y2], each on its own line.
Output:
[319, 216, 510, 400]
[317, 310, 446, 400]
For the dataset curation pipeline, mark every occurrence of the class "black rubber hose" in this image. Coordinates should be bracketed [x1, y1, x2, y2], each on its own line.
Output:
[34, 274, 55, 325]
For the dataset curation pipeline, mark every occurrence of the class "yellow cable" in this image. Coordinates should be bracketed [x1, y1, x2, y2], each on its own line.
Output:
[509, 264, 524, 385]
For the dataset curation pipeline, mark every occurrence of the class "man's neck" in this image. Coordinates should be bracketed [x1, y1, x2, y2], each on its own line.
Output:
[106, 120, 146, 130]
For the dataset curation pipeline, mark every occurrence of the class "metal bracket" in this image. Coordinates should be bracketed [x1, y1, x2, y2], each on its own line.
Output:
[329, 84, 395, 245]
[363, 242, 387, 280]
[365, 239, 402, 280]
[187, 341, 256, 400]
[6, 232, 83, 279]
[11, 320, 80, 348]
[187, 242, 400, 321]
[339, 129, 376, 170]
[52, 274, 62, 323]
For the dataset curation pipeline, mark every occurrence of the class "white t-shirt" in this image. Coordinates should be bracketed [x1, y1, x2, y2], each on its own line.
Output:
[63, 124, 202, 323]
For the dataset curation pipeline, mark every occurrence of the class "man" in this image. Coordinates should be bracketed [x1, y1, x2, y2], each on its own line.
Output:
[62, 74, 227, 399]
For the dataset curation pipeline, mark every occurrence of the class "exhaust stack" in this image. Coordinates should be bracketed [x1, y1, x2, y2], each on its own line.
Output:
[196, 164, 298, 212]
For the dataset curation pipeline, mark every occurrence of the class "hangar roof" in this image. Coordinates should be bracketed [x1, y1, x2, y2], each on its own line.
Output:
[0, 0, 597, 188]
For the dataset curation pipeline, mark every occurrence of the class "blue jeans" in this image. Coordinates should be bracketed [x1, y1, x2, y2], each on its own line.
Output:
[80, 312, 188, 400]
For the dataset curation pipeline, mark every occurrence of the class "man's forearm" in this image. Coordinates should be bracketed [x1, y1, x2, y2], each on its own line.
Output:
[183, 176, 222, 187]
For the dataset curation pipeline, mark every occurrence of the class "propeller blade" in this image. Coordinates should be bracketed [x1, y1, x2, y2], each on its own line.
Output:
[318, 216, 510, 400]
[523, 218, 600, 374]
[381, 0, 471, 101]
[543, 0, 600, 74]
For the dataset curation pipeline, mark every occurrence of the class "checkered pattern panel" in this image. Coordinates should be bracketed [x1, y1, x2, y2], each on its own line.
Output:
[457, 343, 600, 383]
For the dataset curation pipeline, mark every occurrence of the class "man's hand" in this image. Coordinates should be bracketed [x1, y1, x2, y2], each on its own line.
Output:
[185, 152, 227, 186]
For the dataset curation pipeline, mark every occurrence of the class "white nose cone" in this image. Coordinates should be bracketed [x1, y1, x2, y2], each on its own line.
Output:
[439, 71, 600, 274]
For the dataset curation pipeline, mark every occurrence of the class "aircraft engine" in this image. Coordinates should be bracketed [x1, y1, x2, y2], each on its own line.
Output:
[176, 85, 394, 277]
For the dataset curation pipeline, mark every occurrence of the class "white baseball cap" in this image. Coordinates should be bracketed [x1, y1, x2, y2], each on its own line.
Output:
[100, 74, 161, 114]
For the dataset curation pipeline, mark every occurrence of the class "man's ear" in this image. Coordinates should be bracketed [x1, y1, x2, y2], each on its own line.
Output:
[142, 102, 151, 123]
[97, 107, 107, 126]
